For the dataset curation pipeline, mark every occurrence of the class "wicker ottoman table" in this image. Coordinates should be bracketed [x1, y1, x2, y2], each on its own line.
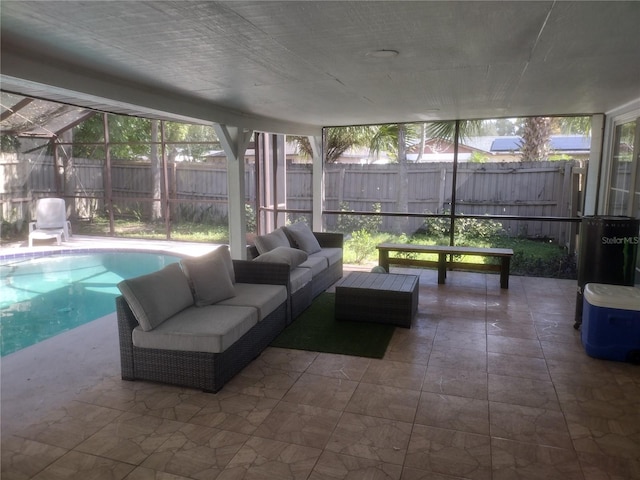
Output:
[335, 272, 419, 328]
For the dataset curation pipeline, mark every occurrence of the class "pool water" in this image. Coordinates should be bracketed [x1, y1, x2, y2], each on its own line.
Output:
[0, 252, 181, 356]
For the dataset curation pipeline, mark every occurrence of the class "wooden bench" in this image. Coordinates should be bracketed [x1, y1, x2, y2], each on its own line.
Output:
[377, 243, 514, 289]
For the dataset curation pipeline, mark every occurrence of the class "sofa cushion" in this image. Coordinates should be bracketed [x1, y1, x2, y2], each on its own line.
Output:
[218, 283, 287, 320]
[254, 227, 290, 254]
[132, 304, 258, 353]
[181, 249, 236, 307]
[284, 222, 321, 254]
[118, 263, 193, 332]
[298, 255, 329, 276]
[310, 247, 342, 266]
[254, 246, 308, 268]
[290, 267, 313, 293]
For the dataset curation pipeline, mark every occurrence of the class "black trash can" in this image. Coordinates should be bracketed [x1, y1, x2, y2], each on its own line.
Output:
[574, 216, 639, 328]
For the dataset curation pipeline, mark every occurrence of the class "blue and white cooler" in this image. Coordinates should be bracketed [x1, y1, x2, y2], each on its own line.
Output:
[581, 283, 640, 363]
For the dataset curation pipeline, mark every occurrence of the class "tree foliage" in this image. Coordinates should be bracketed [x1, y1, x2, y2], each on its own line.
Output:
[425, 120, 483, 143]
[72, 115, 152, 159]
[72, 115, 219, 161]
[162, 121, 220, 161]
[369, 123, 420, 161]
[553, 116, 591, 136]
[291, 126, 376, 163]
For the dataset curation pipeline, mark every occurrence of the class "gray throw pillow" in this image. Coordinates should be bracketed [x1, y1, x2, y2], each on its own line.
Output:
[118, 262, 193, 331]
[284, 222, 321, 254]
[210, 245, 235, 284]
[254, 227, 290, 254]
[181, 249, 236, 307]
[254, 246, 308, 267]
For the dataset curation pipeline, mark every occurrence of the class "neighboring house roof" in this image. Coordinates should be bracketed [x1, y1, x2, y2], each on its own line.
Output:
[203, 141, 303, 160]
[491, 135, 591, 152]
[407, 138, 483, 155]
[405, 138, 489, 162]
[334, 146, 393, 164]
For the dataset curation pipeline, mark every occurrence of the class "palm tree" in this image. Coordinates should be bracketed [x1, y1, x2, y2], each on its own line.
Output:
[425, 120, 483, 144]
[556, 116, 592, 136]
[291, 126, 376, 163]
[369, 123, 421, 232]
[519, 117, 552, 161]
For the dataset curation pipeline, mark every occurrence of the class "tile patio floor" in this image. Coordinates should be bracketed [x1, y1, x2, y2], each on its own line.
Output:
[1, 237, 639, 479]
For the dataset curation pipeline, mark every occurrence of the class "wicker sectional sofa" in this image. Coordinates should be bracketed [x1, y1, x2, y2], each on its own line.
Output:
[115, 246, 289, 393]
[248, 224, 344, 319]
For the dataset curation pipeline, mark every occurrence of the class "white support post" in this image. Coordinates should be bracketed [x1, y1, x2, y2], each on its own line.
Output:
[214, 125, 253, 259]
[308, 135, 324, 231]
[584, 114, 604, 216]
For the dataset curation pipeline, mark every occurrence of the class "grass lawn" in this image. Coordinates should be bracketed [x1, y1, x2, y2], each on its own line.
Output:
[75, 218, 229, 243]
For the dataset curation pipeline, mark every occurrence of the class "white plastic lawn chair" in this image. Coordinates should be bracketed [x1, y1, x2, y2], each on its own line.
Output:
[28, 198, 72, 246]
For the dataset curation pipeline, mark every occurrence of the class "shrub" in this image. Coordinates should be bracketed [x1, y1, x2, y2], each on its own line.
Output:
[245, 203, 256, 232]
[456, 216, 505, 241]
[349, 229, 377, 264]
[421, 215, 449, 237]
[422, 212, 504, 241]
[337, 202, 382, 234]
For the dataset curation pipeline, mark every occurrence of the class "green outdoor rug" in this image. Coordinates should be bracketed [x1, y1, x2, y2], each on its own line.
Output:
[271, 293, 395, 358]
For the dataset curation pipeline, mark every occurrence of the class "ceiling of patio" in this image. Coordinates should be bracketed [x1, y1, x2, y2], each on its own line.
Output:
[1, 1, 639, 135]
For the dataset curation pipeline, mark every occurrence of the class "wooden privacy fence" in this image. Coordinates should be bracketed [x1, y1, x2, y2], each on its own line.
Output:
[296, 161, 583, 245]
[1, 156, 582, 246]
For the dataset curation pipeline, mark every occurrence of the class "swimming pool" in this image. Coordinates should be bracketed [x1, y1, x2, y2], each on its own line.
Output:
[0, 251, 183, 356]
